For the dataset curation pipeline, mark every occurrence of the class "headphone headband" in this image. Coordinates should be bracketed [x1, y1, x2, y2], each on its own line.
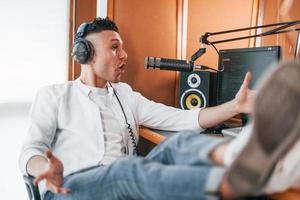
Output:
[75, 22, 91, 40]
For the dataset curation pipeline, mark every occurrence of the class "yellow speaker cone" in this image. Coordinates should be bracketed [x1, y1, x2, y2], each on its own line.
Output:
[185, 94, 203, 109]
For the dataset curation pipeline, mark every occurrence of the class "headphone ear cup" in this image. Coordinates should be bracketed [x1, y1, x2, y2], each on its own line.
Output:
[71, 38, 94, 64]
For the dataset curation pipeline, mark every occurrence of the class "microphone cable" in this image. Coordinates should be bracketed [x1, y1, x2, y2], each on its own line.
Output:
[109, 83, 139, 156]
[210, 43, 225, 72]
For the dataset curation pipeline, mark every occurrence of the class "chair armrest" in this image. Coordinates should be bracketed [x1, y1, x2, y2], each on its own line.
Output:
[23, 175, 41, 200]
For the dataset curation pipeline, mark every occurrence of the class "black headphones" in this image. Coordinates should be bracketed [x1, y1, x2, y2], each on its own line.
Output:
[71, 22, 94, 64]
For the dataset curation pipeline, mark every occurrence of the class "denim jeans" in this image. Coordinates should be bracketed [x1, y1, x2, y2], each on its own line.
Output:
[44, 131, 227, 200]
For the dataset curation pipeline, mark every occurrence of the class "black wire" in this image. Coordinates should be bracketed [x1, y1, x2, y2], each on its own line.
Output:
[210, 43, 225, 72]
[192, 44, 224, 72]
[295, 32, 300, 58]
[109, 82, 139, 156]
[202, 66, 220, 72]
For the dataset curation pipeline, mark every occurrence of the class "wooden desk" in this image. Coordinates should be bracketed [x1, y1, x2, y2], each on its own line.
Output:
[139, 127, 166, 144]
[139, 127, 300, 200]
[139, 127, 224, 144]
[272, 190, 300, 200]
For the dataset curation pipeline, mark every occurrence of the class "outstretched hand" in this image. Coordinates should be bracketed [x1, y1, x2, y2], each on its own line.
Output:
[34, 150, 71, 194]
[234, 72, 257, 114]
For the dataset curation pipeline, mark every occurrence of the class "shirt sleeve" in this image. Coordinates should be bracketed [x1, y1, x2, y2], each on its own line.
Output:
[133, 91, 203, 132]
[19, 86, 58, 175]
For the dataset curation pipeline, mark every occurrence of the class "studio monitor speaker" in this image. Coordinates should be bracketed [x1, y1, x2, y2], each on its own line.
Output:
[178, 71, 216, 110]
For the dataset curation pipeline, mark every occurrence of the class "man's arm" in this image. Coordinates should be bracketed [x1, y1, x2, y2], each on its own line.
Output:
[198, 99, 239, 129]
[20, 86, 70, 194]
[198, 72, 257, 129]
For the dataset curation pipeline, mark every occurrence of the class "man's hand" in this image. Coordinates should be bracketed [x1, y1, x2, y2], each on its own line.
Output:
[34, 150, 71, 194]
[234, 72, 257, 114]
[198, 72, 257, 128]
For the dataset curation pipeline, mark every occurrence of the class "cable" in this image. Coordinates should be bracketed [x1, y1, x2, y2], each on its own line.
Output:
[210, 43, 225, 72]
[109, 83, 139, 156]
[295, 32, 300, 59]
[191, 44, 225, 72]
[198, 65, 220, 72]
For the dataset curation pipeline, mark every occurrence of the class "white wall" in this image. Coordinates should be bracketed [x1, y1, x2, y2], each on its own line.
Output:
[0, 0, 69, 199]
[0, 0, 69, 103]
[0, 103, 31, 199]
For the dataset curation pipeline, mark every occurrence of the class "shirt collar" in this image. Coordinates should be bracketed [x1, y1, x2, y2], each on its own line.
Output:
[75, 78, 114, 97]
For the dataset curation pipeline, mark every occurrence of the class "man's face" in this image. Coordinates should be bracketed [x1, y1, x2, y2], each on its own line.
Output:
[87, 30, 128, 84]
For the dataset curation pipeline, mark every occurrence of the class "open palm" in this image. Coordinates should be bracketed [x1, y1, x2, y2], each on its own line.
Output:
[34, 150, 71, 194]
[235, 72, 257, 114]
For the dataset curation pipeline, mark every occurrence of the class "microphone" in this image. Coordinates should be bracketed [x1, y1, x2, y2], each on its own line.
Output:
[144, 57, 210, 72]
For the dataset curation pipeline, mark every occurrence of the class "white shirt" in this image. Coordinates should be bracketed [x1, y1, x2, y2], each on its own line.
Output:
[88, 85, 126, 165]
[224, 123, 300, 194]
[19, 79, 203, 177]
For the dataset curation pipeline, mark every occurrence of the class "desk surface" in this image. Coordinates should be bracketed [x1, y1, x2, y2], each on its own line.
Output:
[139, 127, 300, 200]
[139, 127, 192, 143]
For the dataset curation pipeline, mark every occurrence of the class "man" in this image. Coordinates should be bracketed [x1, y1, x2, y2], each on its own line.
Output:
[19, 17, 255, 200]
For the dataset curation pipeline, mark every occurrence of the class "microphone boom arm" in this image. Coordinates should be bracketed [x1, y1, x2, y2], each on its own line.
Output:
[200, 19, 300, 45]
[191, 19, 300, 70]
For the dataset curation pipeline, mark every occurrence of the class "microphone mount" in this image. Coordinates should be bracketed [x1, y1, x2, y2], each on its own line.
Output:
[195, 19, 300, 67]
[145, 20, 300, 73]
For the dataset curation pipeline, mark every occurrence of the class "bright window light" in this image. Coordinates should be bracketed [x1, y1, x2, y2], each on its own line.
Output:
[0, 0, 69, 103]
[0, 1, 69, 199]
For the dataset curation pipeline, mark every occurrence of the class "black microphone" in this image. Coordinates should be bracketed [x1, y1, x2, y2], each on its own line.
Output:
[145, 57, 192, 72]
[144, 57, 211, 72]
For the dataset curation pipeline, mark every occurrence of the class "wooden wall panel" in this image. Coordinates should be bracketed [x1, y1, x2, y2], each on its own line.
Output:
[261, 0, 300, 59]
[260, 0, 279, 48]
[69, 0, 97, 80]
[112, 0, 179, 106]
[186, 0, 255, 69]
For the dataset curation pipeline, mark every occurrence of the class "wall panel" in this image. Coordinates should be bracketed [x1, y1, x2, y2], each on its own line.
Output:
[186, 0, 255, 69]
[261, 0, 300, 59]
[112, 0, 179, 106]
[69, 0, 97, 80]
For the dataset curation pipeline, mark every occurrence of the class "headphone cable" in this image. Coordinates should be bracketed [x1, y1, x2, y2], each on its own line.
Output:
[109, 82, 139, 156]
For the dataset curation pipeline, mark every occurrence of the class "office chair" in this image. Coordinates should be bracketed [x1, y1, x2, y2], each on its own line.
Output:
[23, 175, 41, 200]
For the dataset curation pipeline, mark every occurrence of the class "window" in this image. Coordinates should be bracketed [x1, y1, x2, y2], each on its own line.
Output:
[0, 0, 69, 103]
[0, 0, 69, 199]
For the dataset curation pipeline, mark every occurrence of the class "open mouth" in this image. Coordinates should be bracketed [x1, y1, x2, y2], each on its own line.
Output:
[116, 63, 126, 72]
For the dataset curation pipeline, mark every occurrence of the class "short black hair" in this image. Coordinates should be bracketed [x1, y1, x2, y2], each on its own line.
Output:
[78, 17, 119, 38]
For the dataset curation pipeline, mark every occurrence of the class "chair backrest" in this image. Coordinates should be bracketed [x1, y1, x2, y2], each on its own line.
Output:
[23, 175, 41, 200]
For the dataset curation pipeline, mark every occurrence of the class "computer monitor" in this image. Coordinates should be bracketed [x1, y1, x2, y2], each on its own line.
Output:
[216, 46, 281, 124]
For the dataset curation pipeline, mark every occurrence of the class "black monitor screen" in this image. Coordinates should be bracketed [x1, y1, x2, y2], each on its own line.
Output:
[216, 46, 281, 106]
